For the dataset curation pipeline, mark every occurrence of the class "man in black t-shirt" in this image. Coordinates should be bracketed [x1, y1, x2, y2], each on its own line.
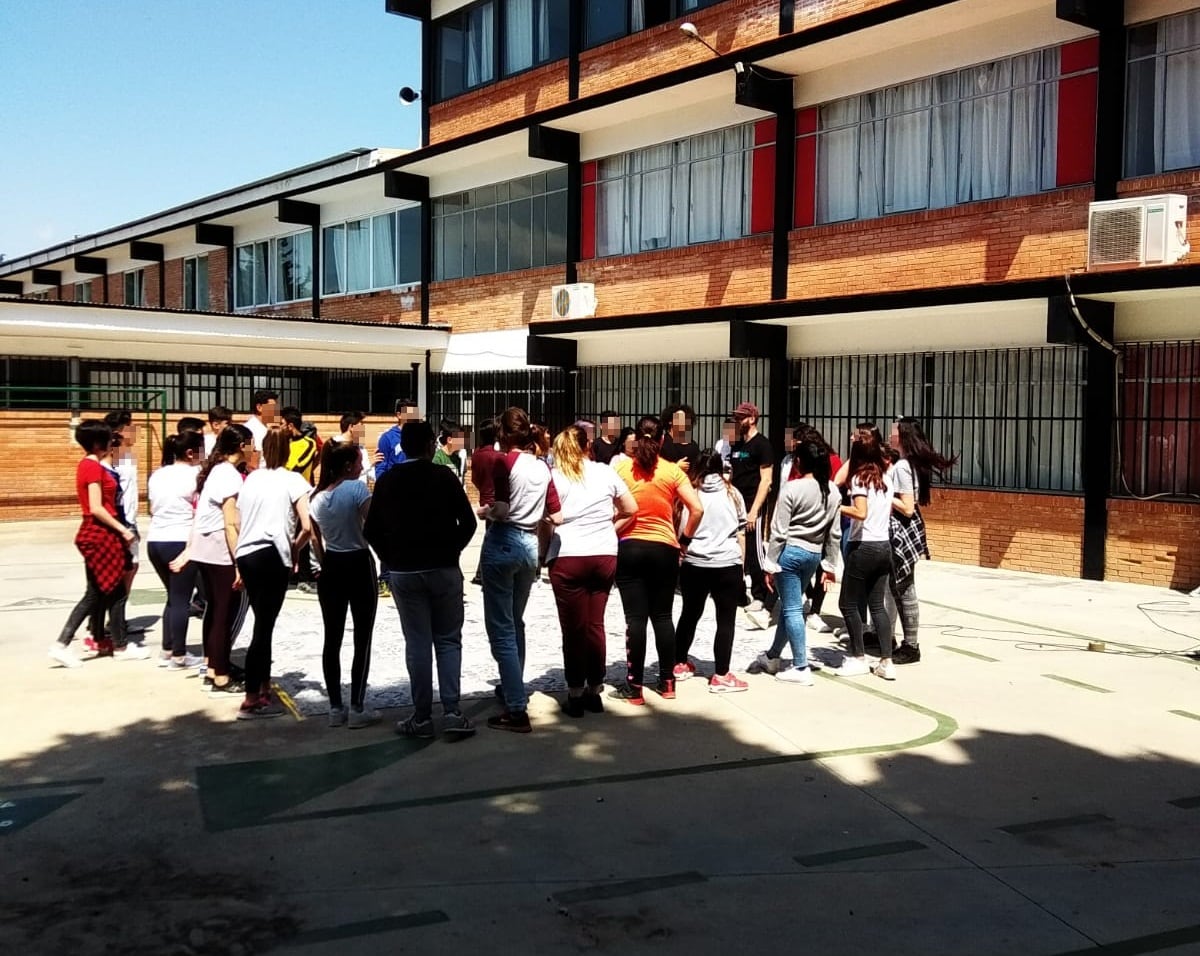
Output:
[592, 410, 620, 465]
[729, 401, 775, 621]
[659, 402, 700, 474]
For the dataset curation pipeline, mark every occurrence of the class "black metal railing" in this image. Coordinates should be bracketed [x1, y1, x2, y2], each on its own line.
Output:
[1116, 341, 1200, 498]
[426, 368, 572, 437]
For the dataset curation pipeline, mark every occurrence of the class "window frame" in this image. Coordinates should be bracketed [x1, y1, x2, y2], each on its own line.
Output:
[321, 206, 422, 297]
[74, 281, 93, 303]
[123, 268, 147, 307]
[183, 254, 209, 311]
[583, 0, 723, 49]
[1124, 9, 1200, 177]
[233, 240, 271, 310]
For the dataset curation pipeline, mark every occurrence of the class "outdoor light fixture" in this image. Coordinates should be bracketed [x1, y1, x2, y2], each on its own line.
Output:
[398, 86, 421, 105]
[679, 22, 721, 57]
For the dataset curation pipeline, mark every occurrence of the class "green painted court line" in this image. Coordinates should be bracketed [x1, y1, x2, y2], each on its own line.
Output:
[1167, 795, 1200, 810]
[265, 678, 959, 829]
[795, 839, 927, 868]
[1050, 920, 1200, 956]
[999, 813, 1112, 836]
[1042, 674, 1114, 694]
[554, 871, 706, 904]
[289, 911, 448, 945]
[938, 644, 1000, 663]
[1169, 709, 1200, 722]
[1, 777, 105, 792]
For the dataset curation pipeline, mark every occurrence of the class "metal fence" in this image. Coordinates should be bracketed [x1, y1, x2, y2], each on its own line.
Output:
[788, 346, 1088, 493]
[1116, 341, 1200, 498]
[426, 369, 572, 439]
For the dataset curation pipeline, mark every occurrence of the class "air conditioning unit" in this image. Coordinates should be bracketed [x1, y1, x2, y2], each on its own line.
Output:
[551, 282, 596, 320]
[1087, 194, 1189, 270]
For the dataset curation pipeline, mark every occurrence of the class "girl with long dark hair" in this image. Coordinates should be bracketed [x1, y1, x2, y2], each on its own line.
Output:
[836, 427, 894, 679]
[310, 440, 377, 728]
[611, 416, 704, 704]
[757, 441, 841, 684]
[673, 451, 748, 692]
[886, 417, 957, 665]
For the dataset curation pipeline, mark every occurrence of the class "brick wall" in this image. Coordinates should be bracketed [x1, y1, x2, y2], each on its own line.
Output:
[429, 60, 570, 145]
[788, 187, 1092, 298]
[1105, 498, 1200, 590]
[163, 258, 184, 310]
[318, 288, 422, 324]
[579, 0, 778, 97]
[208, 248, 229, 312]
[922, 488, 1084, 577]
[575, 235, 773, 317]
[0, 410, 394, 522]
[1117, 172, 1200, 270]
[793, 0, 909, 32]
[428, 265, 563, 332]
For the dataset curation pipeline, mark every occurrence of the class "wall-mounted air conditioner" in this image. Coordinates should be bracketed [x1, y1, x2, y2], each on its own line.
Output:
[1087, 194, 1189, 270]
[551, 282, 596, 320]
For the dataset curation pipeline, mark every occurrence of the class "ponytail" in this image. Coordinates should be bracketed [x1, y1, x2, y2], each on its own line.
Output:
[632, 415, 661, 479]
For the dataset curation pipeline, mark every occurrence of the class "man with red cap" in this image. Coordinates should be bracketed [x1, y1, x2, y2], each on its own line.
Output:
[729, 401, 775, 627]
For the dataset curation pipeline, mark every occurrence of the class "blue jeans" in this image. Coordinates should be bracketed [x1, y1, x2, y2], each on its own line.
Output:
[768, 546, 822, 667]
[388, 567, 464, 720]
[481, 522, 538, 713]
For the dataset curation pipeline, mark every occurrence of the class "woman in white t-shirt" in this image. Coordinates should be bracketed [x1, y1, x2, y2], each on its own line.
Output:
[234, 429, 312, 720]
[547, 424, 637, 718]
[174, 424, 254, 695]
[835, 427, 895, 680]
[310, 441, 377, 729]
[147, 431, 204, 668]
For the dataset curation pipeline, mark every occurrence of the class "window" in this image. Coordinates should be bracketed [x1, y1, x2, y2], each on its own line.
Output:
[74, 282, 93, 303]
[434, 0, 568, 101]
[124, 269, 146, 306]
[323, 207, 420, 295]
[183, 255, 209, 311]
[1117, 341, 1200, 497]
[584, 0, 722, 48]
[235, 241, 270, 308]
[802, 47, 1069, 224]
[1126, 10, 1200, 176]
[434, 169, 568, 280]
[274, 232, 313, 303]
[594, 123, 758, 257]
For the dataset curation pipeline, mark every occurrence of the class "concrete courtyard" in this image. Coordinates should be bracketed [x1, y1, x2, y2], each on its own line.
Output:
[2, 518, 1199, 955]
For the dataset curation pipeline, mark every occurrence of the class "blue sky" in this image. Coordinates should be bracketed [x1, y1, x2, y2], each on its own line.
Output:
[0, 0, 422, 259]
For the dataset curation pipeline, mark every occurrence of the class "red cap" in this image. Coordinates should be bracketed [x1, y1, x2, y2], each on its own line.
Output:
[732, 402, 759, 419]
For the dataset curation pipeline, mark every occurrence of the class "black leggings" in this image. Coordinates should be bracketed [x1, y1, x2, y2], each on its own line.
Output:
[58, 569, 126, 647]
[318, 549, 378, 710]
[675, 563, 743, 676]
[148, 541, 198, 656]
[236, 547, 291, 696]
[616, 539, 680, 687]
[838, 541, 893, 660]
[196, 562, 247, 678]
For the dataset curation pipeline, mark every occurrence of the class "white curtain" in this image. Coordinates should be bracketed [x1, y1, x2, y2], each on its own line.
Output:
[467, 2, 495, 87]
[1008, 52, 1043, 197]
[1040, 48, 1059, 190]
[688, 131, 724, 243]
[636, 144, 672, 250]
[631, 0, 645, 32]
[372, 213, 397, 288]
[596, 158, 627, 256]
[929, 73, 959, 208]
[1162, 13, 1200, 171]
[884, 79, 931, 213]
[958, 60, 1011, 202]
[817, 98, 859, 222]
[504, 0, 533, 74]
[857, 91, 885, 220]
[322, 226, 345, 295]
[346, 219, 371, 292]
[721, 126, 748, 239]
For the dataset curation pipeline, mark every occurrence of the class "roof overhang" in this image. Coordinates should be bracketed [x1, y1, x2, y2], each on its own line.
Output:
[0, 300, 449, 369]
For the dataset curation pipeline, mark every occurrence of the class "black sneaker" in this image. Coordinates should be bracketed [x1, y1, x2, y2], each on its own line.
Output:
[563, 696, 586, 718]
[236, 695, 286, 720]
[582, 691, 605, 714]
[487, 711, 532, 734]
[609, 683, 645, 706]
[209, 678, 246, 695]
[893, 643, 922, 665]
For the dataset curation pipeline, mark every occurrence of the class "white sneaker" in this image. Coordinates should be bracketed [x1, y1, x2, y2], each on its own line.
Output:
[742, 608, 770, 630]
[832, 657, 870, 677]
[348, 708, 382, 730]
[116, 643, 151, 661]
[49, 644, 82, 669]
[746, 600, 765, 613]
[776, 667, 814, 686]
[328, 707, 348, 728]
[817, 621, 834, 634]
[873, 659, 897, 681]
[754, 651, 781, 675]
[806, 615, 824, 631]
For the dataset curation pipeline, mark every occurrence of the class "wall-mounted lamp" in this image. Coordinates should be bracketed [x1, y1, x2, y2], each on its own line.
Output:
[398, 86, 421, 105]
[679, 22, 721, 58]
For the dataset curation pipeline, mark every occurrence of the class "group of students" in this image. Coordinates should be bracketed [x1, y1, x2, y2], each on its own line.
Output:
[50, 391, 953, 736]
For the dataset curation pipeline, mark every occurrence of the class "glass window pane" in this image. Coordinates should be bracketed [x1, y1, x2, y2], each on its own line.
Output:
[1163, 48, 1200, 170]
[467, 2, 495, 87]
[372, 214, 398, 288]
[547, 165, 568, 191]
[461, 210, 476, 276]
[495, 203, 510, 273]
[397, 207, 421, 284]
[184, 258, 196, 309]
[437, 17, 465, 99]
[196, 256, 209, 309]
[531, 194, 546, 266]
[585, 0, 626, 46]
[1128, 22, 1159, 60]
[475, 206, 496, 275]
[509, 198, 532, 270]
[503, 0, 534, 75]
[545, 188, 567, 264]
[293, 232, 312, 300]
[322, 225, 345, 295]
[441, 214, 464, 280]
[346, 219, 371, 292]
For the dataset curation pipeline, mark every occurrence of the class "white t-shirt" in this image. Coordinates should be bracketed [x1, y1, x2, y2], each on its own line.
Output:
[892, 458, 919, 502]
[311, 480, 371, 553]
[203, 432, 216, 457]
[147, 464, 199, 543]
[115, 455, 138, 526]
[235, 467, 312, 566]
[191, 461, 243, 565]
[244, 415, 267, 452]
[548, 461, 629, 561]
[848, 475, 893, 543]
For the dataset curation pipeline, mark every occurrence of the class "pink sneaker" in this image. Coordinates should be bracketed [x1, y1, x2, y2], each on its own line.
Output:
[708, 672, 748, 694]
[672, 662, 696, 681]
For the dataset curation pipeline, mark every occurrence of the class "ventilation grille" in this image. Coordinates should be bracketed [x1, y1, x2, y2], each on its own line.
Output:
[1088, 206, 1143, 268]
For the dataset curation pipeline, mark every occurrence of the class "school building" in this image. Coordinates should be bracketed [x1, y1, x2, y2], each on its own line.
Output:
[0, 0, 1197, 589]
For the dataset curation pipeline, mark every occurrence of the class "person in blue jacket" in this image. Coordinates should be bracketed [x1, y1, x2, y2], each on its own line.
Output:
[375, 398, 420, 480]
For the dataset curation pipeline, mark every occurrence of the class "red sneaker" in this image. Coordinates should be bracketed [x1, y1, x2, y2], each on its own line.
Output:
[654, 678, 676, 700]
[84, 636, 114, 658]
[709, 672, 749, 694]
[672, 662, 696, 681]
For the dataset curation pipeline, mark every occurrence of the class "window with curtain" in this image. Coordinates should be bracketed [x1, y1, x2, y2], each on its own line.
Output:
[274, 232, 313, 303]
[804, 46, 1066, 224]
[1126, 9, 1200, 177]
[183, 255, 208, 311]
[583, 0, 723, 47]
[75, 282, 93, 303]
[124, 269, 146, 306]
[502, 0, 568, 76]
[595, 123, 756, 257]
[435, 1, 495, 100]
[321, 207, 420, 294]
[433, 169, 568, 280]
[235, 241, 270, 308]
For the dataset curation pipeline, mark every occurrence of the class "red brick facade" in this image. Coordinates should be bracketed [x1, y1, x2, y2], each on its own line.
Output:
[428, 265, 563, 333]
[1105, 498, 1200, 590]
[429, 60, 570, 145]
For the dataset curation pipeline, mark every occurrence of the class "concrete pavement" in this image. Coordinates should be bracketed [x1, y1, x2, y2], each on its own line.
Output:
[2, 518, 1199, 955]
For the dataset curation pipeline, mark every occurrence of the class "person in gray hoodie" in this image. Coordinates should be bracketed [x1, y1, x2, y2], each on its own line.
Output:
[757, 441, 842, 685]
[673, 452, 750, 693]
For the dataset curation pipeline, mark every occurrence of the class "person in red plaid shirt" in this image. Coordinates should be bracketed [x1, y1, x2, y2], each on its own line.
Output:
[50, 420, 138, 668]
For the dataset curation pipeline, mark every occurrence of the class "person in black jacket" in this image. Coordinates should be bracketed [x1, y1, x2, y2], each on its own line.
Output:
[365, 420, 478, 739]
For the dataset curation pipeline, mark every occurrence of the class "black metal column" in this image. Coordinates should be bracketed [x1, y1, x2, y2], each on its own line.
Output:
[530, 125, 581, 284]
[384, 170, 431, 325]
